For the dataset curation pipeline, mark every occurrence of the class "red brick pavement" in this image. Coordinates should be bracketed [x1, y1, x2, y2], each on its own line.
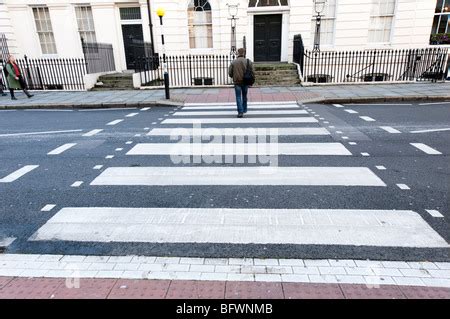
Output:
[0, 277, 448, 299]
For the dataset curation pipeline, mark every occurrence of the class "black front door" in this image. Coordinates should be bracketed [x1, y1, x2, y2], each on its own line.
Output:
[122, 24, 144, 70]
[254, 15, 282, 62]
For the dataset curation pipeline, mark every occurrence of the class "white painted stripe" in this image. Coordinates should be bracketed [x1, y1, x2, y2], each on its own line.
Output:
[344, 109, 358, 114]
[141, 107, 151, 111]
[380, 126, 401, 134]
[71, 181, 83, 187]
[346, 103, 412, 106]
[349, 142, 357, 145]
[127, 143, 352, 156]
[148, 127, 330, 137]
[376, 166, 386, 170]
[174, 110, 308, 116]
[184, 101, 298, 107]
[0, 130, 83, 137]
[79, 108, 136, 112]
[182, 105, 299, 110]
[83, 129, 103, 137]
[361, 153, 370, 157]
[163, 118, 318, 125]
[410, 143, 442, 155]
[134, 134, 141, 137]
[105, 155, 114, 159]
[411, 128, 450, 134]
[126, 113, 139, 117]
[31, 207, 448, 248]
[106, 119, 124, 126]
[397, 184, 410, 190]
[90, 167, 386, 187]
[41, 205, 56, 212]
[426, 210, 444, 218]
[93, 165, 103, 170]
[342, 136, 349, 140]
[0, 165, 39, 183]
[360, 116, 376, 122]
[419, 101, 450, 105]
[115, 148, 124, 152]
[333, 104, 344, 108]
[0, 237, 16, 247]
[125, 141, 133, 145]
[24, 109, 73, 112]
[47, 143, 77, 155]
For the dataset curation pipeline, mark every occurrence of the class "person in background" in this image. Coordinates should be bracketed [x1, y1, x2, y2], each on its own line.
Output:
[228, 48, 254, 118]
[5, 55, 33, 100]
[0, 62, 7, 96]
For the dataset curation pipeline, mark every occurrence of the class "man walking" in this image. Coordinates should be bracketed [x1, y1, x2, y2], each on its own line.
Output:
[228, 48, 254, 118]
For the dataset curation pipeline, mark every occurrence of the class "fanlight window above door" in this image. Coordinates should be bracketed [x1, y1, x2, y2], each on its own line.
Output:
[249, 0, 288, 7]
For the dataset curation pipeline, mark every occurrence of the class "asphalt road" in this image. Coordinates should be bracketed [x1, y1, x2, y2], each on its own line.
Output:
[0, 101, 449, 261]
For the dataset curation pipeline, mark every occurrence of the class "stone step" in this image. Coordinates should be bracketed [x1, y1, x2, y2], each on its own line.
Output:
[91, 87, 135, 91]
[254, 63, 296, 70]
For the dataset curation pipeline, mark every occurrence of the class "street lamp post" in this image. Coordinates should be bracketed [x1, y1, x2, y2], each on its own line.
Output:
[156, 7, 170, 100]
[313, 0, 327, 52]
[146, 0, 155, 56]
[312, 0, 327, 83]
[227, 4, 239, 57]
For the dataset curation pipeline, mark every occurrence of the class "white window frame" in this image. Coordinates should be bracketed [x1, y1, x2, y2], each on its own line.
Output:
[188, 0, 213, 50]
[368, 0, 397, 45]
[32, 6, 57, 56]
[75, 5, 97, 44]
[431, 0, 450, 34]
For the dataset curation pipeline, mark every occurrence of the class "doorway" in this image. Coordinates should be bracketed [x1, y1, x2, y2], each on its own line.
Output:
[253, 14, 282, 62]
[121, 24, 144, 70]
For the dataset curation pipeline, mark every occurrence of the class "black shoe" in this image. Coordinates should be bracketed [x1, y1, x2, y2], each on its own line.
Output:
[1, 93, 7, 96]
[27, 94, 34, 98]
[237, 113, 243, 118]
[11, 97, 17, 100]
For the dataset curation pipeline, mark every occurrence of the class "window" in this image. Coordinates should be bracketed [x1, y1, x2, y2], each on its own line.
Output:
[120, 7, 141, 20]
[248, 0, 288, 6]
[368, 0, 396, 43]
[431, 0, 450, 34]
[33, 6, 57, 54]
[188, 0, 213, 49]
[75, 6, 97, 43]
[311, 0, 336, 46]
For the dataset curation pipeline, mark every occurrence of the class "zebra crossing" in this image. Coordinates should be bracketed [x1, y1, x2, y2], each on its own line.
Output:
[30, 102, 449, 255]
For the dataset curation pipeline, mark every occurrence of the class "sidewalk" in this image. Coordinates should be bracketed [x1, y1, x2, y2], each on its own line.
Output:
[0, 277, 449, 299]
[1, 82, 449, 109]
[0, 254, 449, 299]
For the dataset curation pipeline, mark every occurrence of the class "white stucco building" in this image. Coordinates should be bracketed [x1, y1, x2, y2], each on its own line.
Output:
[0, 0, 448, 71]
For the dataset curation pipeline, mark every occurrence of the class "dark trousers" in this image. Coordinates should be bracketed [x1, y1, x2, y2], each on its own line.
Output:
[9, 75, 29, 97]
[234, 84, 249, 114]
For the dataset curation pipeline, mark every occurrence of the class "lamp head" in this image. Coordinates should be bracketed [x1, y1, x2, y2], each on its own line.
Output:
[314, 0, 327, 15]
[227, 3, 239, 17]
[156, 7, 165, 17]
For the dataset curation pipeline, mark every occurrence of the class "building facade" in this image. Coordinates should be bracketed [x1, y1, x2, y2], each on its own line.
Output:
[0, 0, 447, 71]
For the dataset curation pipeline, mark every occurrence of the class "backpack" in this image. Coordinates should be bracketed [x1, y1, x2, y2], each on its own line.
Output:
[243, 59, 255, 86]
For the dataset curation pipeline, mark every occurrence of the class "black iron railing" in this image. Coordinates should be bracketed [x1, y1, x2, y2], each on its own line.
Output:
[136, 54, 234, 87]
[300, 48, 448, 84]
[82, 41, 116, 74]
[0, 55, 87, 90]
